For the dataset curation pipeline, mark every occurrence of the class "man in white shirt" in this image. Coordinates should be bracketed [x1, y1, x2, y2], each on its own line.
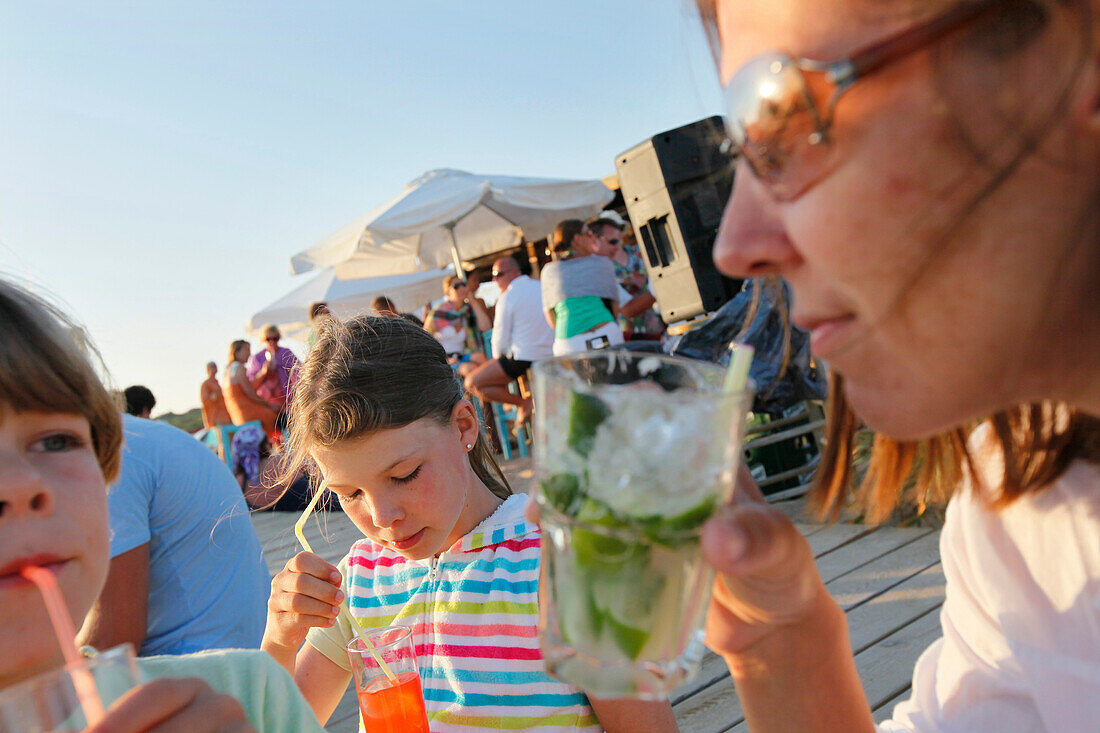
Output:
[464, 256, 554, 429]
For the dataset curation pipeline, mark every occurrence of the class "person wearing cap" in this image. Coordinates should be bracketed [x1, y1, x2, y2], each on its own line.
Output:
[590, 211, 665, 342]
[465, 256, 553, 430]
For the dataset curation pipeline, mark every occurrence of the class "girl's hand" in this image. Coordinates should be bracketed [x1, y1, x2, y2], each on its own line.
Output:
[88, 677, 254, 732]
[701, 467, 827, 661]
[263, 551, 344, 654]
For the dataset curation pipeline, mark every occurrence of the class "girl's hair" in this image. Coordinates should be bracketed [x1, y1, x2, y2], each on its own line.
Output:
[550, 219, 585, 259]
[228, 339, 249, 366]
[810, 0, 1099, 522]
[0, 277, 123, 483]
[280, 315, 511, 500]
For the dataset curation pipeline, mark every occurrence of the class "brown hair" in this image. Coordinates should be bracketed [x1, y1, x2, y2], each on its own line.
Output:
[550, 219, 585, 259]
[809, 0, 1099, 521]
[228, 339, 249, 366]
[0, 278, 123, 483]
[279, 315, 511, 501]
[308, 301, 330, 321]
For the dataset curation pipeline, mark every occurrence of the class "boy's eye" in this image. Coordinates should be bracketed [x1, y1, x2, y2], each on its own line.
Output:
[34, 433, 85, 453]
[393, 466, 421, 485]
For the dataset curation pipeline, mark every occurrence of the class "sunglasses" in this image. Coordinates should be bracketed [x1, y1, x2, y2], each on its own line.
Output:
[721, 0, 998, 201]
[265, 336, 280, 342]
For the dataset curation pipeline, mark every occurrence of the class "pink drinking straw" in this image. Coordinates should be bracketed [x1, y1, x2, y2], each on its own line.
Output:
[21, 565, 106, 726]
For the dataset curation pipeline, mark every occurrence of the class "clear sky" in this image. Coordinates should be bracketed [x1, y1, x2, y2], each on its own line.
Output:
[0, 1, 722, 415]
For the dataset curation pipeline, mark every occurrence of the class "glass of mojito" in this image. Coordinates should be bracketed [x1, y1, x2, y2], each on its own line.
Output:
[532, 350, 753, 699]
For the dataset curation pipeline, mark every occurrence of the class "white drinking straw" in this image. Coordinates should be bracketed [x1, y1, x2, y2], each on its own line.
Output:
[294, 485, 398, 684]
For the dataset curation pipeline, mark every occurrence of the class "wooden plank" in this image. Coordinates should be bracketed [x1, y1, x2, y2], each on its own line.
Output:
[743, 419, 825, 450]
[874, 690, 909, 724]
[815, 527, 934, 585]
[673, 530, 941, 732]
[830, 533, 941, 612]
[805, 523, 876, 557]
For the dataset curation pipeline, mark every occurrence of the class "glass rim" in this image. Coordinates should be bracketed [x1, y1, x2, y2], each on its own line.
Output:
[0, 643, 136, 702]
[345, 624, 413, 654]
[532, 348, 756, 398]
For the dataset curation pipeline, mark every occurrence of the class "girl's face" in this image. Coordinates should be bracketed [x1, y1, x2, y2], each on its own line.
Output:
[311, 402, 501, 561]
[0, 409, 110, 687]
[237, 345, 250, 363]
[708, 0, 1099, 439]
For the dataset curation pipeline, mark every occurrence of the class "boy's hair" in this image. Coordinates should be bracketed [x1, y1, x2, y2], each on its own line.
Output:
[371, 295, 397, 311]
[123, 385, 156, 416]
[281, 315, 511, 500]
[308, 301, 329, 321]
[0, 277, 123, 483]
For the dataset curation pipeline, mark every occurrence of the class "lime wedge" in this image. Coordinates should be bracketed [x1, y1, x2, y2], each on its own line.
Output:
[567, 391, 610, 456]
[605, 614, 649, 660]
[540, 473, 582, 516]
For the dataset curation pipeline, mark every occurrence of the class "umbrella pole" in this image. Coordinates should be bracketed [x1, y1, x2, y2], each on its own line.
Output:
[446, 222, 465, 279]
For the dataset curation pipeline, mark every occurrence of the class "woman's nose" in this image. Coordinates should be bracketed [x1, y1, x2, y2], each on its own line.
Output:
[712, 161, 801, 280]
[0, 454, 56, 522]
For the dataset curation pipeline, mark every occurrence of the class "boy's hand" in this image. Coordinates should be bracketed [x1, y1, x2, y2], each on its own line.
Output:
[88, 677, 254, 732]
[263, 551, 344, 654]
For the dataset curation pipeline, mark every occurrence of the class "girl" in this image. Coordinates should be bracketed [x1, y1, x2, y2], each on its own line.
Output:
[691, 0, 1100, 730]
[0, 276, 322, 732]
[540, 219, 624, 356]
[223, 339, 280, 439]
[261, 315, 677, 731]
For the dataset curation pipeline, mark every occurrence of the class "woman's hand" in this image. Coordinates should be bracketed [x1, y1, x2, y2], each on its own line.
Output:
[701, 466, 827, 662]
[88, 677, 254, 732]
[263, 551, 344, 655]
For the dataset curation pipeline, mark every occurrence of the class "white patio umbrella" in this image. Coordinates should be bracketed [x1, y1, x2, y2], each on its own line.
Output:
[289, 168, 614, 279]
[247, 267, 450, 343]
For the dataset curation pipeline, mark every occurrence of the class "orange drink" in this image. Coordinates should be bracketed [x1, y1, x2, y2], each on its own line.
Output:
[346, 625, 429, 733]
[355, 670, 429, 733]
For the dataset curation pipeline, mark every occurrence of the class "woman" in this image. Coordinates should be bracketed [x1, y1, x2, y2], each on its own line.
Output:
[199, 360, 232, 428]
[540, 219, 624, 356]
[223, 339, 280, 439]
[694, 0, 1100, 730]
[425, 275, 491, 378]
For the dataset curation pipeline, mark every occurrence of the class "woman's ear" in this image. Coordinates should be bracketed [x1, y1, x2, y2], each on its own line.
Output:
[451, 399, 481, 449]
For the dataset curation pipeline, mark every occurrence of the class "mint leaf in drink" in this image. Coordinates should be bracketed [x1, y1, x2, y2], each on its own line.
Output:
[567, 391, 610, 457]
[540, 473, 582, 516]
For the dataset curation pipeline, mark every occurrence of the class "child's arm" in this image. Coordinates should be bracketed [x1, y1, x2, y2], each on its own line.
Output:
[262, 551, 350, 722]
[589, 696, 680, 733]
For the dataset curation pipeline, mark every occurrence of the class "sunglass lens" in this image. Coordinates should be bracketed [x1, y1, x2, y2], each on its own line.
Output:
[724, 52, 834, 200]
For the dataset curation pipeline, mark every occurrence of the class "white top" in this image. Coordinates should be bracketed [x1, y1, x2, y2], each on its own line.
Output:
[491, 275, 554, 361]
[880, 429, 1100, 732]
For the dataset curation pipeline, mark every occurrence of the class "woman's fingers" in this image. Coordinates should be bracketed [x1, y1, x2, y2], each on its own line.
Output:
[89, 678, 254, 733]
[701, 503, 824, 655]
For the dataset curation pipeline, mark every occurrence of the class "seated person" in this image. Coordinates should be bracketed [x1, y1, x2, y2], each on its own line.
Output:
[540, 219, 624, 356]
[78, 413, 272, 657]
[223, 339, 280, 439]
[424, 275, 491, 377]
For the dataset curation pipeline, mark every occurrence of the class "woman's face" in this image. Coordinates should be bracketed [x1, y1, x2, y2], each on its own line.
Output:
[708, 0, 1099, 438]
[0, 408, 110, 688]
[237, 344, 250, 363]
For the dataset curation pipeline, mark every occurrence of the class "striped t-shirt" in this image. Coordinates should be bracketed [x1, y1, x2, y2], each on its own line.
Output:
[306, 493, 602, 732]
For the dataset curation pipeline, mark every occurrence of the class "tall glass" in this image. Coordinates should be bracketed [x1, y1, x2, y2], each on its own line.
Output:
[346, 626, 429, 733]
[533, 351, 753, 699]
[0, 644, 141, 732]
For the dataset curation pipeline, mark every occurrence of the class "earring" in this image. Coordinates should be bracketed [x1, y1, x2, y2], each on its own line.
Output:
[465, 443, 472, 451]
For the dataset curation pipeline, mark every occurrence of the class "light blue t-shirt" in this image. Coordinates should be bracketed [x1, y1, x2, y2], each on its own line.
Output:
[109, 416, 271, 656]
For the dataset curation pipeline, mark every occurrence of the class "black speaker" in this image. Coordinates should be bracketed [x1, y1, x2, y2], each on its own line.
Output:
[615, 116, 743, 324]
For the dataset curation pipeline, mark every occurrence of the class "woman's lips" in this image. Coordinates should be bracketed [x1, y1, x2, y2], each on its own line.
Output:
[390, 529, 426, 551]
[797, 314, 857, 358]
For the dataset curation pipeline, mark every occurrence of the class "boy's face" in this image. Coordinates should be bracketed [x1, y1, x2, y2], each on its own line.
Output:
[0, 409, 110, 687]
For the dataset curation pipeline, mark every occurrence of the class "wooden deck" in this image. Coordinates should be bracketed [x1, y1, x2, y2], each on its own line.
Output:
[250, 478, 943, 732]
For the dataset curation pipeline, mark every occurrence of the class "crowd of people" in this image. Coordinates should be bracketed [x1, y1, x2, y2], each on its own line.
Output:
[3, 1, 1098, 730]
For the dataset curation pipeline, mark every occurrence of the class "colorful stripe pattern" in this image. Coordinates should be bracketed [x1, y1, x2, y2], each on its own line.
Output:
[345, 494, 601, 732]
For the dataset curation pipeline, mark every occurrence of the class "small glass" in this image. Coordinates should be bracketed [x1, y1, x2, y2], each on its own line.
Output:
[533, 350, 753, 699]
[0, 644, 141, 732]
[346, 626, 429, 733]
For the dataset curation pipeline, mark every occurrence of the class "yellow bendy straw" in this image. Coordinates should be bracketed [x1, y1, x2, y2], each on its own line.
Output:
[723, 343, 754, 396]
[295, 485, 399, 685]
